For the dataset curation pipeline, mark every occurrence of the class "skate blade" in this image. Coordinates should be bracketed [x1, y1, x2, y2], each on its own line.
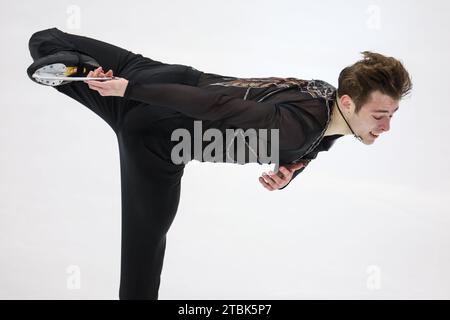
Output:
[32, 63, 115, 86]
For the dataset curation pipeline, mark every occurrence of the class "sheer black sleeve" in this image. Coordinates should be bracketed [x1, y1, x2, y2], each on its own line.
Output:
[123, 80, 315, 150]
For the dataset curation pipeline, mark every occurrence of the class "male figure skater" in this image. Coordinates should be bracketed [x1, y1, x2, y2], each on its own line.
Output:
[27, 27, 412, 299]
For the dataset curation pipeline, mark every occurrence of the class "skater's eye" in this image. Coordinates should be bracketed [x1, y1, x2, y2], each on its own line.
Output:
[373, 115, 393, 120]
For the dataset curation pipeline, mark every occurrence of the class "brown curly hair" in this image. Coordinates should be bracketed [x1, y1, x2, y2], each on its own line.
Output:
[337, 51, 412, 113]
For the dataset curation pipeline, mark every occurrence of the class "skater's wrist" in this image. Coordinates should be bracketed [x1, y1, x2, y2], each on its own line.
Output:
[119, 78, 129, 97]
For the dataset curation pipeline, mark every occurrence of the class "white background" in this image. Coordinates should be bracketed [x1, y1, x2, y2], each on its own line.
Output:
[0, 0, 449, 299]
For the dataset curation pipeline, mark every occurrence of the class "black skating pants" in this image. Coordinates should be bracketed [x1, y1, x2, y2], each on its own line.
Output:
[28, 27, 202, 300]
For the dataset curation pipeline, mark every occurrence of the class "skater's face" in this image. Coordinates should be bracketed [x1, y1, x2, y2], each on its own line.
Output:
[346, 90, 399, 145]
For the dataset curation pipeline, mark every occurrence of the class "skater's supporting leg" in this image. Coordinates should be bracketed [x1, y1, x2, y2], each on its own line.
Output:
[117, 131, 185, 300]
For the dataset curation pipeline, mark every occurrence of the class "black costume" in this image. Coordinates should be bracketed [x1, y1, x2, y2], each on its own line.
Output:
[27, 27, 343, 299]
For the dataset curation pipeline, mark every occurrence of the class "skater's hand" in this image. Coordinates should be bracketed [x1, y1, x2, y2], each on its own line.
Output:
[258, 162, 306, 191]
[84, 67, 129, 97]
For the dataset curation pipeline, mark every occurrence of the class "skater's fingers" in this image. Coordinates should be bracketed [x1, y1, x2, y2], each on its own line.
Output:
[267, 170, 283, 185]
[85, 78, 127, 97]
[94, 67, 105, 78]
[262, 172, 279, 189]
[279, 166, 292, 179]
[86, 84, 100, 92]
[85, 71, 104, 81]
[85, 80, 103, 87]
[259, 176, 275, 191]
[86, 82, 105, 92]
[93, 66, 102, 77]
[86, 80, 108, 88]
[86, 83, 107, 97]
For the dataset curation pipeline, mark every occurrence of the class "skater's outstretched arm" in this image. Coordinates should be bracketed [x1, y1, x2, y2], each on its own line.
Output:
[85, 68, 315, 191]
[84, 69, 325, 151]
